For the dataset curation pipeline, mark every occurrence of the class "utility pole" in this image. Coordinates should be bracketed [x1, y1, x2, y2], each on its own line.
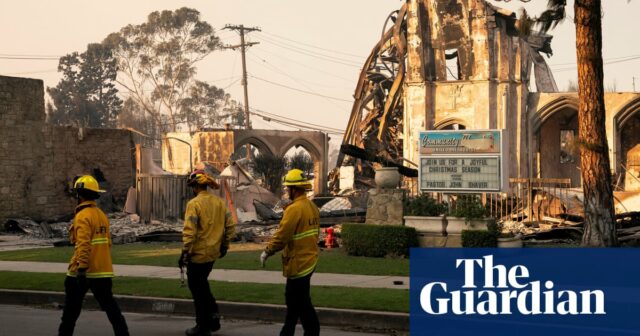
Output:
[224, 24, 260, 159]
[223, 24, 260, 130]
[633, 77, 636, 92]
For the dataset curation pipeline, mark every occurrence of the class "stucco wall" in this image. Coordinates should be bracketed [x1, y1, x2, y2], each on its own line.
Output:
[530, 92, 640, 189]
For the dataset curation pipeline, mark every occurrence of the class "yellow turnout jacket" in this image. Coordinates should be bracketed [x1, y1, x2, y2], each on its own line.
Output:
[183, 191, 236, 263]
[266, 195, 320, 279]
[67, 201, 114, 278]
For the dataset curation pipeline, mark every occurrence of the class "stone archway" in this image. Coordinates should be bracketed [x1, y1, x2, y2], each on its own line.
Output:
[533, 97, 581, 187]
[234, 136, 276, 157]
[280, 138, 323, 193]
[234, 130, 328, 193]
[614, 97, 640, 190]
[434, 118, 467, 130]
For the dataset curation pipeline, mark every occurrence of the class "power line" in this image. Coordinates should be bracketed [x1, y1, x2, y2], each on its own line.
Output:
[0, 53, 61, 58]
[250, 109, 344, 135]
[249, 74, 353, 103]
[260, 31, 364, 59]
[256, 33, 362, 65]
[209, 75, 242, 83]
[254, 46, 356, 83]
[226, 52, 239, 88]
[257, 34, 362, 69]
[221, 78, 242, 90]
[0, 56, 59, 60]
[250, 108, 343, 133]
[251, 107, 344, 133]
[551, 55, 640, 72]
[248, 52, 351, 89]
[550, 54, 640, 67]
[247, 51, 353, 113]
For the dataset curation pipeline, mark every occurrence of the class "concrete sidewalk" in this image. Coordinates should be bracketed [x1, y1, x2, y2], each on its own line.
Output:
[0, 261, 409, 289]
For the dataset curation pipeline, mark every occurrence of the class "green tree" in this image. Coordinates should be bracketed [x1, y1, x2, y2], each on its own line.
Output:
[253, 153, 288, 194]
[47, 43, 121, 128]
[498, 0, 619, 246]
[117, 97, 158, 140]
[104, 7, 223, 133]
[179, 80, 237, 131]
[288, 151, 315, 177]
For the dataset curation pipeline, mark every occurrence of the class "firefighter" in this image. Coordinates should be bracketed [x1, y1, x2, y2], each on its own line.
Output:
[180, 169, 236, 336]
[58, 175, 129, 336]
[260, 169, 320, 336]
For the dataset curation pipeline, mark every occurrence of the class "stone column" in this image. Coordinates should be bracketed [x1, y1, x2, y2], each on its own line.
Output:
[365, 188, 405, 225]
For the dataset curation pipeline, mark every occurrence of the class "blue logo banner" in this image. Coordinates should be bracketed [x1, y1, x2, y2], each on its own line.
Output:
[410, 248, 640, 335]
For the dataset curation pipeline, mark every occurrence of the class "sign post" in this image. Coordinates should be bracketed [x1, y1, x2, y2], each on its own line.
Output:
[418, 130, 507, 193]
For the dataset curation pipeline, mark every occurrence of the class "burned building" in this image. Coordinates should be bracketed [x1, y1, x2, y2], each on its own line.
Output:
[338, 0, 640, 191]
[161, 130, 329, 194]
[0, 76, 138, 223]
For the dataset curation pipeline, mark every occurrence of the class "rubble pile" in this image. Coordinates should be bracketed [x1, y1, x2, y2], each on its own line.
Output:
[108, 213, 183, 244]
[234, 223, 279, 243]
[502, 208, 640, 246]
[2, 212, 183, 247]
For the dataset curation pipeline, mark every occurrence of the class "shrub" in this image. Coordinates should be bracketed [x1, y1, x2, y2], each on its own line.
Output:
[450, 194, 489, 222]
[253, 153, 287, 194]
[341, 223, 418, 258]
[404, 194, 448, 216]
[461, 220, 499, 248]
[288, 151, 314, 177]
[461, 230, 498, 247]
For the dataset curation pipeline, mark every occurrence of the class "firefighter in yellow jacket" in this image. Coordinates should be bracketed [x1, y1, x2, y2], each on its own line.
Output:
[261, 169, 320, 336]
[58, 175, 129, 336]
[180, 169, 235, 336]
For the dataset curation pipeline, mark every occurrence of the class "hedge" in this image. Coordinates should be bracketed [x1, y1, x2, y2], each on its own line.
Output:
[341, 224, 418, 258]
[461, 219, 499, 248]
[461, 230, 498, 247]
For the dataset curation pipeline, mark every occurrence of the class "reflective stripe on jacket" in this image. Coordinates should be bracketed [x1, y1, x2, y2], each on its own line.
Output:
[266, 195, 320, 279]
[67, 201, 114, 278]
[183, 191, 236, 263]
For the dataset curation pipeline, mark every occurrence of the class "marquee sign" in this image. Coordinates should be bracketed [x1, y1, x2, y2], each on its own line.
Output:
[418, 130, 507, 192]
[419, 130, 501, 155]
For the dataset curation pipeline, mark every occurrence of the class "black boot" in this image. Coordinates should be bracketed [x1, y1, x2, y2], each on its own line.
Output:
[210, 315, 221, 332]
[185, 325, 211, 336]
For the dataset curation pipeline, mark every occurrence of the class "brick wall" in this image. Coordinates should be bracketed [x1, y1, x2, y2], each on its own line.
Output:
[0, 76, 48, 221]
[43, 127, 136, 217]
[0, 76, 135, 222]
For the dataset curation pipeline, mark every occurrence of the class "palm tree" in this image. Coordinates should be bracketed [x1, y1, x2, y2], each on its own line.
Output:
[501, 0, 617, 246]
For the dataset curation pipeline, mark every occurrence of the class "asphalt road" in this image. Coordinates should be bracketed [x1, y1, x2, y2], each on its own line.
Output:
[0, 304, 389, 336]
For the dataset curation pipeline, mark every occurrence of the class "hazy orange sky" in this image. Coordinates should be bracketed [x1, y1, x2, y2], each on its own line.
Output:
[1, 0, 639, 136]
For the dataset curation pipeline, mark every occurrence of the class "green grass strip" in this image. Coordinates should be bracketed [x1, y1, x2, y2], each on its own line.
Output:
[0, 271, 408, 313]
[0, 243, 409, 276]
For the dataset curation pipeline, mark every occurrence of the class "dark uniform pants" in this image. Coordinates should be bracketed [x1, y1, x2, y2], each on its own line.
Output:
[58, 276, 129, 336]
[187, 261, 220, 329]
[280, 273, 320, 336]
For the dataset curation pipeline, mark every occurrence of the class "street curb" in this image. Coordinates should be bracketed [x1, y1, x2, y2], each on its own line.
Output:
[0, 289, 408, 332]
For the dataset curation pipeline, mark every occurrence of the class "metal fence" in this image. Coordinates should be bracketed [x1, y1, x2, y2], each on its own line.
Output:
[137, 174, 191, 223]
[500, 178, 573, 222]
[408, 177, 574, 223]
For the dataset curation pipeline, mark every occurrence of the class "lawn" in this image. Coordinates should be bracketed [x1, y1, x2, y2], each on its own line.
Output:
[0, 271, 409, 313]
[0, 242, 409, 276]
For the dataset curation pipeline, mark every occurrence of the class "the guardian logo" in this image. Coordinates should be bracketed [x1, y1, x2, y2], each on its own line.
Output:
[420, 255, 606, 316]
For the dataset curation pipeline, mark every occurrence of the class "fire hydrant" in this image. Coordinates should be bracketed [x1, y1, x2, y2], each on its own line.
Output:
[325, 227, 335, 249]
